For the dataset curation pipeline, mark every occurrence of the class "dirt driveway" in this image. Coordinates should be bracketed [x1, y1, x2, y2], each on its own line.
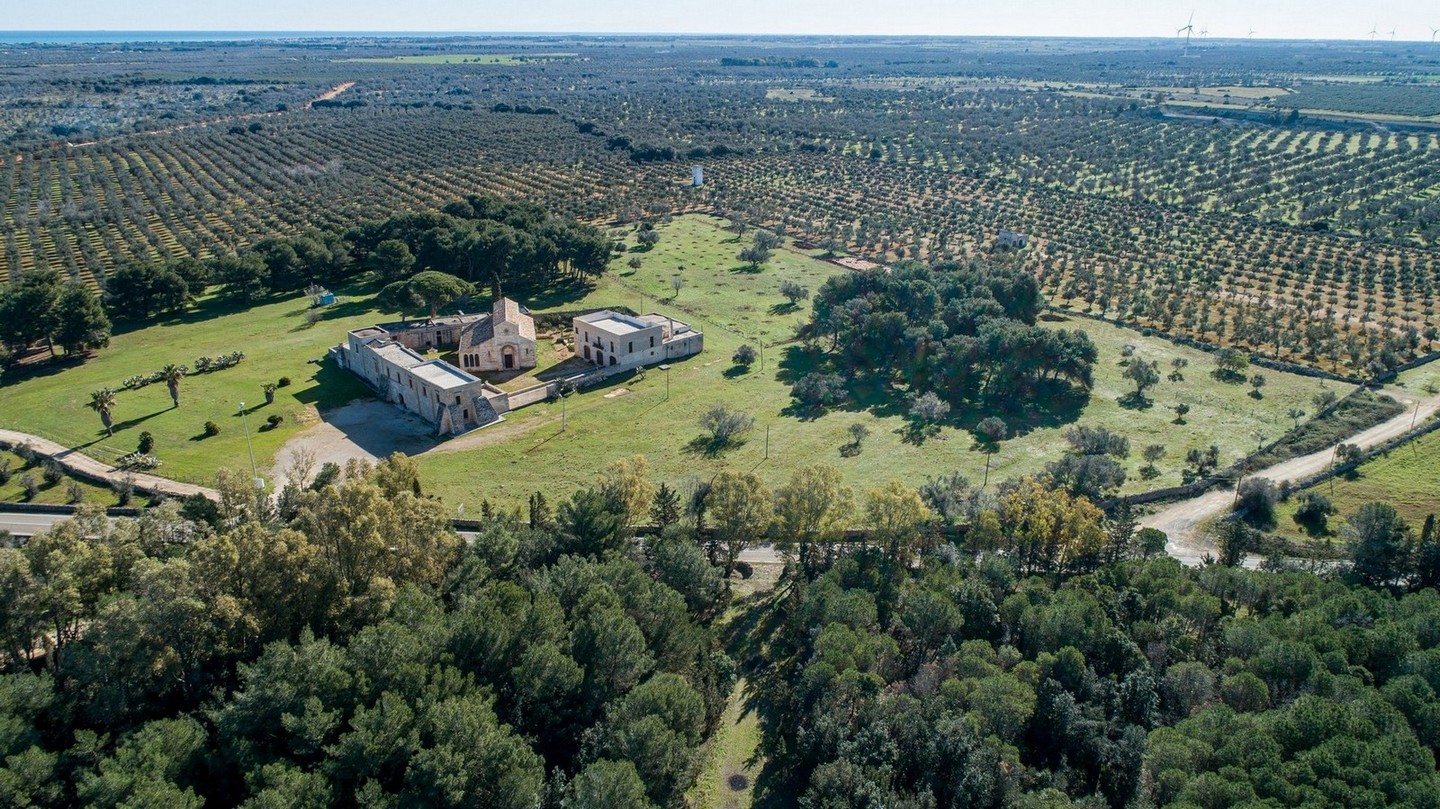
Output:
[1143, 385, 1440, 564]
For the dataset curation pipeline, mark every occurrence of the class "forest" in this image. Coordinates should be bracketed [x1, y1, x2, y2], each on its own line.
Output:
[2, 452, 1439, 807]
[800, 261, 1097, 412]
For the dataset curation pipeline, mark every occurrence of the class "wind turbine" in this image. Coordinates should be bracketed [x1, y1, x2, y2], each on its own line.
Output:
[1177, 11, 1196, 49]
[1388, 26, 1397, 40]
[1248, 26, 1257, 39]
[1367, 24, 1379, 41]
[1199, 25, 1210, 40]
[1430, 26, 1439, 42]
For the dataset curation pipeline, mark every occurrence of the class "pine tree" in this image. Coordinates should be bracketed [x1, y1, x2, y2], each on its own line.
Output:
[528, 491, 553, 530]
[650, 483, 681, 528]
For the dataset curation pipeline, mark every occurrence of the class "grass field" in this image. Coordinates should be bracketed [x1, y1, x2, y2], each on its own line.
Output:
[336, 53, 576, 64]
[0, 449, 119, 506]
[416, 216, 1335, 507]
[0, 289, 377, 487]
[0, 215, 1339, 504]
[1272, 427, 1440, 543]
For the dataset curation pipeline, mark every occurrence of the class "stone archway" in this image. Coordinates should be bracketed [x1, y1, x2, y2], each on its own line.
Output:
[502, 345, 516, 370]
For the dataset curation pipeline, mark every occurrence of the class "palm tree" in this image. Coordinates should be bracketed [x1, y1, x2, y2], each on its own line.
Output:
[87, 388, 117, 436]
[161, 364, 186, 408]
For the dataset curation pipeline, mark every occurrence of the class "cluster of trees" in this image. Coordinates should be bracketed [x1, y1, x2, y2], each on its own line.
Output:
[0, 269, 111, 368]
[755, 544, 1440, 807]
[348, 194, 613, 300]
[0, 454, 730, 808]
[800, 260, 1097, 414]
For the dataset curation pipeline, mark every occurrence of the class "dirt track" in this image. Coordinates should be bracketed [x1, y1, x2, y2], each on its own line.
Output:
[1143, 386, 1440, 564]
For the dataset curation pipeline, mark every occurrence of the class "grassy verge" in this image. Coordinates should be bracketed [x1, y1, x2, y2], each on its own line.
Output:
[0, 449, 121, 506]
[1243, 389, 1406, 470]
[687, 677, 762, 809]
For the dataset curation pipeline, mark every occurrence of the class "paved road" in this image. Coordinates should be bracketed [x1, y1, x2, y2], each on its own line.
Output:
[0, 429, 218, 501]
[0, 512, 75, 539]
[1142, 387, 1440, 564]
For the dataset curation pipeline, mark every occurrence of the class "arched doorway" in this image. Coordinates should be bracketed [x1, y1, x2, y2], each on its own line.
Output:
[502, 346, 516, 370]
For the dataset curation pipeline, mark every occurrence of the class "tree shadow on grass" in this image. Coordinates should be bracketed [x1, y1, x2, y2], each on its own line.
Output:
[1117, 392, 1154, 411]
[109, 409, 167, 434]
[683, 435, 747, 459]
[768, 301, 801, 316]
[723, 365, 751, 379]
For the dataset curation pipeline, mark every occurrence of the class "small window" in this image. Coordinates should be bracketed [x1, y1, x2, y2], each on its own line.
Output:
[455, 395, 461, 405]
[628, 341, 633, 353]
[650, 335, 655, 348]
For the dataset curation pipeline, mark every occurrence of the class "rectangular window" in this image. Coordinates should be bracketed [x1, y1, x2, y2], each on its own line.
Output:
[628, 341, 633, 353]
[650, 335, 655, 348]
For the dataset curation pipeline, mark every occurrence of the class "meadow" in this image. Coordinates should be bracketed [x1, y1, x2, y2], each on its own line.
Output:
[414, 216, 1336, 507]
[0, 214, 1345, 505]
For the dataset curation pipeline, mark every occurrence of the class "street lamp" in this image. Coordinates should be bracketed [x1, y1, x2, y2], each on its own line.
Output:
[658, 364, 671, 400]
[237, 402, 263, 490]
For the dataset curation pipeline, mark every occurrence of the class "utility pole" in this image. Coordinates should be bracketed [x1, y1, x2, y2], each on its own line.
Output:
[561, 392, 567, 432]
[659, 364, 671, 400]
[765, 425, 770, 460]
[238, 403, 263, 515]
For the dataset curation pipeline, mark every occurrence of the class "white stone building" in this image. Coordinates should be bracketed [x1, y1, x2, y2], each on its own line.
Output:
[573, 310, 703, 369]
[339, 327, 503, 435]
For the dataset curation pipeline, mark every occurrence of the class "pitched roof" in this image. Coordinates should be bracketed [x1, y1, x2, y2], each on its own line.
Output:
[457, 315, 495, 354]
[491, 297, 536, 341]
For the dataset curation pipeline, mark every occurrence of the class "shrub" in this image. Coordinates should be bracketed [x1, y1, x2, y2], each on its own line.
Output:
[700, 403, 753, 446]
[791, 372, 848, 409]
[65, 480, 85, 504]
[115, 453, 162, 470]
[137, 431, 155, 454]
[13, 444, 36, 466]
[112, 476, 134, 506]
[277, 376, 292, 387]
[909, 391, 951, 428]
[0, 458, 10, 485]
[1235, 477, 1279, 523]
[1294, 491, 1336, 531]
[204, 421, 221, 437]
[18, 474, 38, 501]
[732, 344, 757, 368]
[41, 460, 64, 486]
[266, 414, 284, 428]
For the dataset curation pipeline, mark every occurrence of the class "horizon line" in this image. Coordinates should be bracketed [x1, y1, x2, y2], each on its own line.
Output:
[3, 29, 1438, 43]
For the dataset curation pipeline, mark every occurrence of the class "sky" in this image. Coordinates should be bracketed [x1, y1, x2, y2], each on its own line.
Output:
[9, 0, 1440, 41]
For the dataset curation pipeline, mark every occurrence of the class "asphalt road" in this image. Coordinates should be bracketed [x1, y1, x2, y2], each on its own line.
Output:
[0, 512, 76, 538]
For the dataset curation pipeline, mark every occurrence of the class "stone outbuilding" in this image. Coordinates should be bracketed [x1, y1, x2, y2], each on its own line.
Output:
[459, 297, 537, 372]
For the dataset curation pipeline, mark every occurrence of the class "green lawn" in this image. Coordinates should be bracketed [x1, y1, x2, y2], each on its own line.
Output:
[0, 289, 377, 487]
[416, 216, 1335, 508]
[0, 449, 119, 506]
